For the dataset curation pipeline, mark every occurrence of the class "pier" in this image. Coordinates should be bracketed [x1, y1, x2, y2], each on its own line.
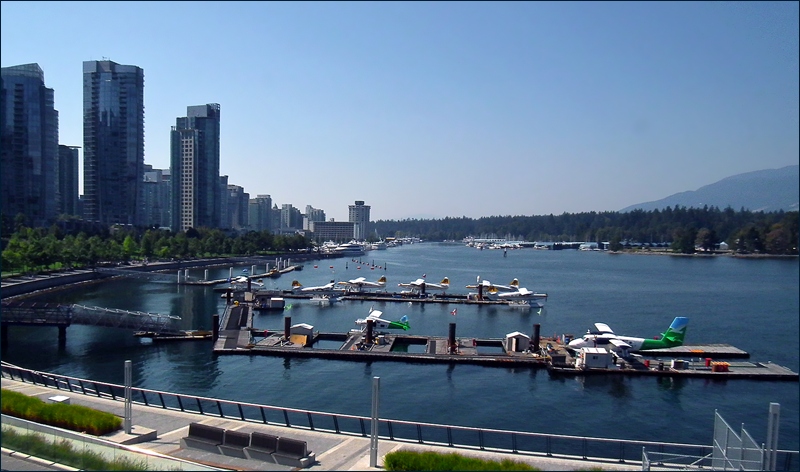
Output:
[210, 300, 798, 380]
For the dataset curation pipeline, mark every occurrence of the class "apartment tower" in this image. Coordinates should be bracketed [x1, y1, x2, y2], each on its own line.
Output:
[348, 200, 370, 240]
[1, 63, 59, 227]
[170, 104, 220, 232]
[82, 60, 144, 226]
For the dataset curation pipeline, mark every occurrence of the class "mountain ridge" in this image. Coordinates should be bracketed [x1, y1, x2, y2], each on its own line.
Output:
[620, 165, 799, 213]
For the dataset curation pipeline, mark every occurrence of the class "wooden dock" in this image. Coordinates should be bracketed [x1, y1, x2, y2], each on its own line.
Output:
[548, 359, 798, 381]
[641, 344, 749, 359]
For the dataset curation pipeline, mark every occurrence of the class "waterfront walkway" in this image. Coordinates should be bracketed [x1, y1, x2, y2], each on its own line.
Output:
[1, 377, 646, 471]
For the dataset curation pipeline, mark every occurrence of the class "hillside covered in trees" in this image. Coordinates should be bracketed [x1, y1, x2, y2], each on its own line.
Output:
[373, 206, 798, 254]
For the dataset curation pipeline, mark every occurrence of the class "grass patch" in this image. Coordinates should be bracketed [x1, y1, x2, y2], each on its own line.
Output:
[1, 426, 149, 471]
[384, 450, 539, 471]
[1, 389, 122, 436]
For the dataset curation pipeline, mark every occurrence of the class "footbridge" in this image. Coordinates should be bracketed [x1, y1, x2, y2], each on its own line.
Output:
[1, 301, 182, 346]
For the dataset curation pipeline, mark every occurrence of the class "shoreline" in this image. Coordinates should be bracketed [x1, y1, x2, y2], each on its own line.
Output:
[608, 250, 798, 259]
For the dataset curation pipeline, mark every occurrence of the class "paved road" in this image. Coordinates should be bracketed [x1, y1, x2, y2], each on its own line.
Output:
[1, 377, 648, 471]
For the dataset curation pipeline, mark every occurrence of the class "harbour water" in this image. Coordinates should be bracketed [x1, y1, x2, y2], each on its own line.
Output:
[3, 244, 798, 451]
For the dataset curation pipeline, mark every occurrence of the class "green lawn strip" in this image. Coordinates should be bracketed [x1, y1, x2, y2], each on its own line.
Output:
[1, 389, 122, 435]
[384, 450, 540, 471]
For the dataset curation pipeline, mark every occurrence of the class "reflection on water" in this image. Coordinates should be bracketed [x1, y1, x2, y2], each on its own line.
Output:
[2, 248, 797, 450]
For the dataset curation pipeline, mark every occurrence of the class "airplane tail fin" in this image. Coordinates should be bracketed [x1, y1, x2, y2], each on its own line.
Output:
[377, 276, 387, 284]
[510, 278, 520, 288]
[660, 317, 689, 346]
[441, 277, 450, 286]
[291, 280, 302, 289]
[399, 315, 409, 330]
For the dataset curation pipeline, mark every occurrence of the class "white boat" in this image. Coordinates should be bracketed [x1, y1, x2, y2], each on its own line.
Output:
[334, 242, 365, 256]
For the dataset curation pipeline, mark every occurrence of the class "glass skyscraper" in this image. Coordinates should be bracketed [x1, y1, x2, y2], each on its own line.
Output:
[170, 104, 221, 232]
[1, 63, 59, 228]
[58, 145, 80, 217]
[83, 60, 144, 226]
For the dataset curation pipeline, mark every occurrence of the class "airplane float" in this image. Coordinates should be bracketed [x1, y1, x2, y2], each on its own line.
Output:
[355, 308, 410, 330]
[337, 276, 388, 292]
[398, 276, 450, 295]
[567, 316, 689, 353]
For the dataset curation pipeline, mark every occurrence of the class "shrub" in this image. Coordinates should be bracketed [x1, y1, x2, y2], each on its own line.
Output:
[384, 450, 538, 471]
[1, 389, 122, 436]
[1, 427, 149, 471]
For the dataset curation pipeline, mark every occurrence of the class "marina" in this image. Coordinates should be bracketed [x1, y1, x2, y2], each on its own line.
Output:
[2, 244, 797, 453]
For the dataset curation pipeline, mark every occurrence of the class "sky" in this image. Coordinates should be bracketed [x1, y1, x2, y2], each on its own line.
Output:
[1, 1, 798, 222]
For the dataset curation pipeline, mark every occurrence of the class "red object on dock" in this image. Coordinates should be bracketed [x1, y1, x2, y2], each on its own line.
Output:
[705, 358, 712, 367]
[644, 360, 650, 368]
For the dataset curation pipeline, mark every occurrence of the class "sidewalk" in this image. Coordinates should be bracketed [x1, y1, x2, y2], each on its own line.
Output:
[1, 377, 646, 471]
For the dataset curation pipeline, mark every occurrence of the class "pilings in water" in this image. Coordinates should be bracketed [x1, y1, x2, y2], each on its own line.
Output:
[366, 320, 374, 344]
[284, 316, 291, 340]
[532, 323, 540, 353]
[448, 322, 456, 353]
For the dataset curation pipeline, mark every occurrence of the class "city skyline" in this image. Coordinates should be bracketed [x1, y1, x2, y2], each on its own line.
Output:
[1, 1, 797, 222]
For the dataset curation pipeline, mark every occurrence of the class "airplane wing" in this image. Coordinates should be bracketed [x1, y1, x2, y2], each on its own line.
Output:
[609, 338, 631, 349]
[367, 310, 383, 320]
[594, 323, 614, 334]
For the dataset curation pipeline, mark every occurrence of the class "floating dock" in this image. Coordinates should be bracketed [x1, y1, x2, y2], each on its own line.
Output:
[259, 290, 546, 307]
[207, 301, 798, 381]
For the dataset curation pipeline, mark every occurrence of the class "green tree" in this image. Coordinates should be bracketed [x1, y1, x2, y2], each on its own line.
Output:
[671, 226, 697, 254]
[122, 235, 138, 261]
[695, 228, 717, 252]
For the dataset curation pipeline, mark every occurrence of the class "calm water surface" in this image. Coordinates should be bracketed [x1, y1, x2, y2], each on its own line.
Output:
[4, 244, 798, 450]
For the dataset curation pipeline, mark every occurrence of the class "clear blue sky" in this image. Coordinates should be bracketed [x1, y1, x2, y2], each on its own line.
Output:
[2, 1, 797, 221]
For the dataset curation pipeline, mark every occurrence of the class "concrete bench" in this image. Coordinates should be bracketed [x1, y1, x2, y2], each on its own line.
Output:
[244, 431, 278, 462]
[218, 429, 251, 458]
[272, 436, 316, 468]
[180, 422, 225, 454]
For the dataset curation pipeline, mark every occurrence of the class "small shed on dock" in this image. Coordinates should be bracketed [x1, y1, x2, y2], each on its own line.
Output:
[291, 323, 314, 337]
[576, 347, 612, 369]
[289, 323, 314, 347]
[505, 331, 531, 352]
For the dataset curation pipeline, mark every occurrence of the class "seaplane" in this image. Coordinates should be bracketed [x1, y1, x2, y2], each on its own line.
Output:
[355, 308, 410, 330]
[495, 287, 548, 305]
[337, 275, 387, 292]
[465, 277, 525, 300]
[567, 317, 689, 353]
[230, 276, 264, 288]
[291, 280, 338, 292]
[398, 276, 450, 295]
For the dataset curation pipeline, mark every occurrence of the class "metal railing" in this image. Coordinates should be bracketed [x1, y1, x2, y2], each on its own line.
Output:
[2, 362, 797, 470]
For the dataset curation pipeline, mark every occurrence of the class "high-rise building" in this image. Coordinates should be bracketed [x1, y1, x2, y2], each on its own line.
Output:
[170, 104, 221, 231]
[349, 200, 370, 240]
[142, 165, 171, 229]
[304, 205, 326, 232]
[224, 184, 249, 231]
[1, 63, 59, 227]
[58, 145, 80, 217]
[83, 60, 144, 226]
[280, 203, 302, 230]
[249, 194, 272, 231]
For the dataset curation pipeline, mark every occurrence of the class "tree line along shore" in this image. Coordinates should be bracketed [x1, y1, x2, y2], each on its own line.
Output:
[1, 206, 797, 276]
